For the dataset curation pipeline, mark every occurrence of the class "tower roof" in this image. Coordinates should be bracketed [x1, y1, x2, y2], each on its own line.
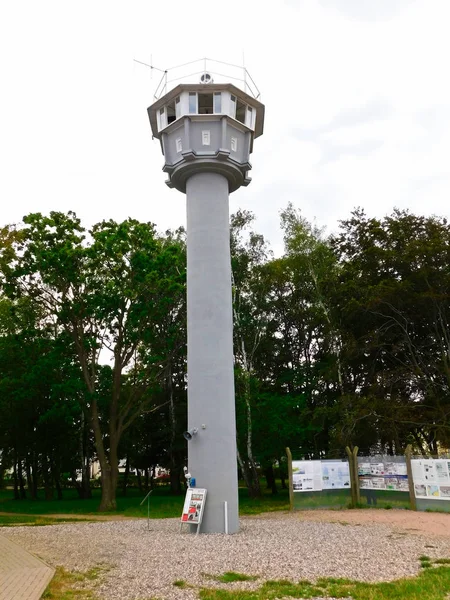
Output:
[148, 83, 265, 139]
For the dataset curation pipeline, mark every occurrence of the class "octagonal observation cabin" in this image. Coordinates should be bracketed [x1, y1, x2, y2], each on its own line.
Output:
[146, 62, 265, 194]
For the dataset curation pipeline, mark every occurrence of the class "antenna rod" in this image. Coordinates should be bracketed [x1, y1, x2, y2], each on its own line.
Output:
[133, 59, 166, 73]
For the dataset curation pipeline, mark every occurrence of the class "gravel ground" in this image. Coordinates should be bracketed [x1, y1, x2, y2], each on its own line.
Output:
[4, 513, 450, 600]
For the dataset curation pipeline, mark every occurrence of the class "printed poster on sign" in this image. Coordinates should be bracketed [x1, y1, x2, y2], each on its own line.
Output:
[358, 460, 408, 492]
[181, 488, 207, 525]
[423, 460, 436, 482]
[414, 483, 427, 497]
[321, 461, 350, 490]
[396, 479, 409, 491]
[370, 463, 385, 476]
[292, 460, 322, 492]
[385, 477, 399, 490]
[385, 462, 407, 476]
[358, 463, 371, 476]
[411, 459, 450, 500]
[440, 486, 450, 498]
[371, 477, 386, 490]
[435, 460, 450, 483]
[427, 485, 440, 498]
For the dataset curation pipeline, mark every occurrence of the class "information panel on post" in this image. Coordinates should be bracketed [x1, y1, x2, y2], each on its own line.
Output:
[180, 488, 207, 534]
[292, 460, 350, 492]
[411, 459, 450, 500]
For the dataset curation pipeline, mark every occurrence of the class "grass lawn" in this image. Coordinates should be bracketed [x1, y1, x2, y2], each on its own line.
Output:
[194, 563, 450, 600]
[0, 484, 291, 519]
[40, 564, 450, 600]
[0, 514, 92, 527]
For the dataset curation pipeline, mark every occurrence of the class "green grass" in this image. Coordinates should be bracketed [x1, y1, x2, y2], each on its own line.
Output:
[0, 514, 91, 527]
[42, 565, 109, 599]
[0, 487, 183, 517]
[0, 485, 291, 519]
[216, 572, 259, 583]
[198, 565, 450, 600]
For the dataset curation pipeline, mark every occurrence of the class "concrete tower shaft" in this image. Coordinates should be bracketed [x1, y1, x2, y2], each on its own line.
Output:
[148, 80, 264, 534]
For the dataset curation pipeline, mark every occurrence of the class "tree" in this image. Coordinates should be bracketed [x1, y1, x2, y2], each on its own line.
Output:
[331, 208, 450, 453]
[231, 210, 271, 497]
[0, 213, 185, 510]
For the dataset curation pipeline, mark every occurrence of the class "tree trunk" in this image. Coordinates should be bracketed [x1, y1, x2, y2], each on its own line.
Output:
[18, 459, 27, 499]
[91, 401, 118, 511]
[170, 467, 182, 495]
[81, 410, 92, 499]
[51, 456, 63, 501]
[167, 365, 182, 495]
[264, 463, 278, 495]
[13, 458, 19, 500]
[136, 469, 143, 493]
[25, 456, 36, 499]
[99, 465, 117, 511]
[237, 447, 261, 499]
[32, 454, 39, 499]
[72, 470, 84, 499]
[122, 455, 130, 496]
[241, 369, 261, 497]
[43, 454, 54, 501]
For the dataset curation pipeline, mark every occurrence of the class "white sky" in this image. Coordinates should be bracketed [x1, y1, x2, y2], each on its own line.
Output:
[1, 0, 449, 255]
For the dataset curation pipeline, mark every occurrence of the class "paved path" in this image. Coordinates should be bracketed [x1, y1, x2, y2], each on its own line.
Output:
[0, 534, 54, 599]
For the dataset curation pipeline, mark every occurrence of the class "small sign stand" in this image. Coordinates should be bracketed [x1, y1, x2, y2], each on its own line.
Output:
[180, 487, 207, 535]
[140, 489, 153, 530]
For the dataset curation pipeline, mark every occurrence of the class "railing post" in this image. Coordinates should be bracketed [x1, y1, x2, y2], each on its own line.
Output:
[353, 446, 360, 505]
[286, 447, 294, 511]
[346, 446, 358, 508]
[405, 444, 417, 511]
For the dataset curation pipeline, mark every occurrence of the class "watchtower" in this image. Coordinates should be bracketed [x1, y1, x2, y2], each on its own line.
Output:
[147, 61, 265, 534]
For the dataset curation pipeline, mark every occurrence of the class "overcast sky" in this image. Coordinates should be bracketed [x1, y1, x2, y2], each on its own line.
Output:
[1, 0, 449, 254]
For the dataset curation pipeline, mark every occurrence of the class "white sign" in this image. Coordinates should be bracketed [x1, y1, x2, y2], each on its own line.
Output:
[358, 460, 408, 492]
[292, 460, 350, 492]
[321, 461, 350, 490]
[292, 460, 322, 492]
[181, 488, 207, 526]
[411, 459, 450, 500]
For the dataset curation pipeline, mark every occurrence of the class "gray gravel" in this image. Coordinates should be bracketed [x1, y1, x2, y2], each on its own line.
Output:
[4, 516, 450, 600]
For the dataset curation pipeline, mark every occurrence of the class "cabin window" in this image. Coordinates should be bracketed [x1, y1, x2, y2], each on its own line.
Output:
[175, 96, 181, 119]
[198, 93, 213, 114]
[214, 92, 222, 113]
[167, 100, 176, 124]
[189, 92, 197, 114]
[230, 94, 236, 118]
[236, 98, 246, 124]
[246, 106, 254, 128]
[158, 106, 166, 130]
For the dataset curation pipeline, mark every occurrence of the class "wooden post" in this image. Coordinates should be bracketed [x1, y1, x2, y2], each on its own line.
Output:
[353, 446, 360, 505]
[346, 446, 357, 508]
[285, 447, 294, 511]
[405, 444, 417, 511]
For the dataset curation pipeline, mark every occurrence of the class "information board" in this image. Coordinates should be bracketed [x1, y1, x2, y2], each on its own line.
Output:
[358, 460, 408, 492]
[321, 461, 350, 490]
[181, 488, 207, 531]
[292, 460, 350, 492]
[411, 459, 450, 500]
